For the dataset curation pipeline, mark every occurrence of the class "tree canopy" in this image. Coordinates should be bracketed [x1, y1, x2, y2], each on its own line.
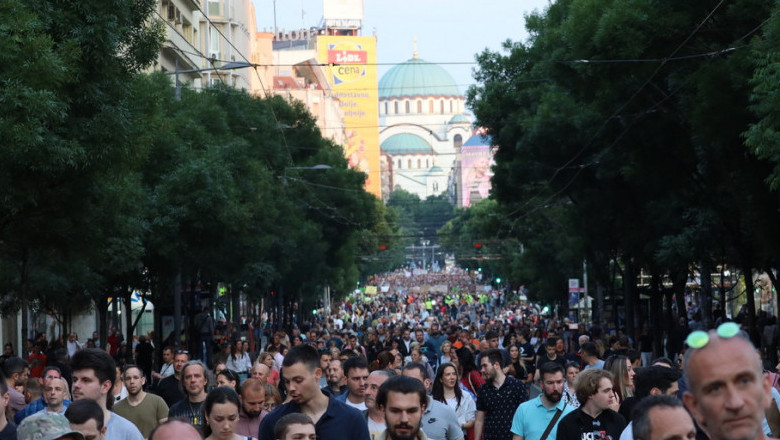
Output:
[463, 0, 780, 335]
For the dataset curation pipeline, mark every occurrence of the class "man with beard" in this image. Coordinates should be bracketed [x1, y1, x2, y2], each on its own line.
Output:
[365, 370, 395, 440]
[167, 360, 209, 430]
[376, 375, 429, 440]
[510, 363, 574, 440]
[235, 378, 266, 437]
[112, 365, 168, 438]
[321, 358, 347, 398]
[2, 357, 28, 418]
[475, 349, 528, 440]
[153, 350, 188, 407]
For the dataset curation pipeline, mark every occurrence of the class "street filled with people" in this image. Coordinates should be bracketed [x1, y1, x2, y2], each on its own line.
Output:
[1, 267, 778, 440]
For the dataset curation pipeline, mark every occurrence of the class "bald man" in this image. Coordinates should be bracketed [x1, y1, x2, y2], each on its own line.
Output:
[148, 420, 201, 439]
[251, 362, 270, 384]
[682, 325, 771, 440]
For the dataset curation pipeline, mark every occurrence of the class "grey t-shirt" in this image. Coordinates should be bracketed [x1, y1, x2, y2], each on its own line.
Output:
[105, 412, 143, 440]
[422, 397, 463, 440]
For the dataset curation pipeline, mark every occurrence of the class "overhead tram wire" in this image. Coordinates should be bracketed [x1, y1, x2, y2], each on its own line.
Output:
[190, 2, 295, 164]
[153, 9, 227, 88]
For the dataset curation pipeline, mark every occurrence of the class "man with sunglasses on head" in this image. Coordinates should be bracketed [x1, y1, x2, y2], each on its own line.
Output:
[682, 322, 771, 440]
[153, 350, 189, 407]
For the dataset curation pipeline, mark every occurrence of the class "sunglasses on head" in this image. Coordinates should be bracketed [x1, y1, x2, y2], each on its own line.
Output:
[685, 322, 741, 349]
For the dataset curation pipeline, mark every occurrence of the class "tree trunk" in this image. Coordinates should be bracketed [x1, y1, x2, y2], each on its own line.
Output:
[700, 261, 713, 329]
[651, 271, 664, 358]
[173, 269, 182, 351]
[623, 259, 636, 338]
[123, 285, 133, 340]
[742, 264, 757, 343]
[98, 293, 109, 350]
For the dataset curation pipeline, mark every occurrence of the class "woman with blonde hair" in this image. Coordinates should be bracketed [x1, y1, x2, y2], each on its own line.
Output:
[604, 354, 635, 406]
[263, 383, 282, 413]
[256, 352, 279, 386]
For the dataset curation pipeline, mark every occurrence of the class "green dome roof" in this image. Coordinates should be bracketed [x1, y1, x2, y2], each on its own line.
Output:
[449, 114, 470, 124]
[381, 133, 434, 155]
[379, 57, 460, 100]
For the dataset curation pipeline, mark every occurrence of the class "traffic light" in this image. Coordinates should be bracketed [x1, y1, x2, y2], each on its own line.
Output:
[496, 277, 502, 284]
[379, 244, 388, 251]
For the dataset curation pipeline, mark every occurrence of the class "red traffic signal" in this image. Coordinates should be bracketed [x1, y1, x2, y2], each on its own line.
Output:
[379, 244, 388, 251]
[474, 242, 483, 248]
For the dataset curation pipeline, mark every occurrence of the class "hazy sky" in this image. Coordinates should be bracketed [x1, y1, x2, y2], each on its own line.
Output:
[252, 0, 552, 95]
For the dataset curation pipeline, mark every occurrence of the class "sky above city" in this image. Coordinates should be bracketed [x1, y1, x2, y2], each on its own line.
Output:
[252, 0, 552, 98]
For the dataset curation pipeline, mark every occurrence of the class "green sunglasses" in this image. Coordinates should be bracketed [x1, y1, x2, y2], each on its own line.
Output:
[685, 322, 741, 349]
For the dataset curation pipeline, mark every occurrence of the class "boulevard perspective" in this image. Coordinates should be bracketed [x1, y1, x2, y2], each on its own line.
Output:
[3, 0, 780, 440]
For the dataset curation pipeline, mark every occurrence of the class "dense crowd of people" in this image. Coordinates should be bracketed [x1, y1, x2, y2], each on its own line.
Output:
[0, 267, 778, 440]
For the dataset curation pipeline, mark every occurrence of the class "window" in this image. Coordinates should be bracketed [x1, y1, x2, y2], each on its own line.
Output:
[384, 102, 388, 115]
[454, 134, 463, 149]
[394, 102, 399, 114]
[405, 101, 410, 113]
[408, 159, 412, 168]
[397, 159, 402, 169]
[426, 159, 430, 168]
[429, 100, 434, 114]
[433, 182, 439, 192]
[450, 100, 454, 113]
[208, 0, 222, 16]
[417, 159, 421, 168]
[417, 100, 422, 113]
[440, 100, 445, 114]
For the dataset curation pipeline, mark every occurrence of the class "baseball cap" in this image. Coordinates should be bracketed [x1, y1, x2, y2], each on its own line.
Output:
[18, 412, 85, 440]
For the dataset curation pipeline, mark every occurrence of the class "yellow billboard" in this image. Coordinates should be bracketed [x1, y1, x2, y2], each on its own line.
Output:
[317, 36, 381, 198]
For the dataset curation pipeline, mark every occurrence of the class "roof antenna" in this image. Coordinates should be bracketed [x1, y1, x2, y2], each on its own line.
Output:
[413, 36, 418, 59]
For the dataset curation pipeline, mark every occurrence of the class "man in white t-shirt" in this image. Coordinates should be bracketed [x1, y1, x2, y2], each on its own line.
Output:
[70, 348, 143, 440]
[335, 357, 369, 410]
[364, 370, 393, 440]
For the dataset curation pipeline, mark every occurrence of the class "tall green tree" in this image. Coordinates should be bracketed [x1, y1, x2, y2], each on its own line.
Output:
[468, 0, 780, 336]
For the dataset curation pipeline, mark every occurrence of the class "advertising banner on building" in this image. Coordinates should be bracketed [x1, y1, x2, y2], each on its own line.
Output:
[460, 134, 495, 207]
[317, 36, 381, 197]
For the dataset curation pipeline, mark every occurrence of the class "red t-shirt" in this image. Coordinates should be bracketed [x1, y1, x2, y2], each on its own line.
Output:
[28, 352, 46, 378]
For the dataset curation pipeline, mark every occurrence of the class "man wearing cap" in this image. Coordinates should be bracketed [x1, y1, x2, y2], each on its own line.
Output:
[18, 412, 83, 440]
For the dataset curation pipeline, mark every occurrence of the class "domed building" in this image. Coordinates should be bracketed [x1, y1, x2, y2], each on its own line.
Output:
[378, 49, 472, 202]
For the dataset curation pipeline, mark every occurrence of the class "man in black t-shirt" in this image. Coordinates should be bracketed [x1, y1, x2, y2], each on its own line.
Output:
[534, 339, 566, 381]
[556, 369, 626, 440]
